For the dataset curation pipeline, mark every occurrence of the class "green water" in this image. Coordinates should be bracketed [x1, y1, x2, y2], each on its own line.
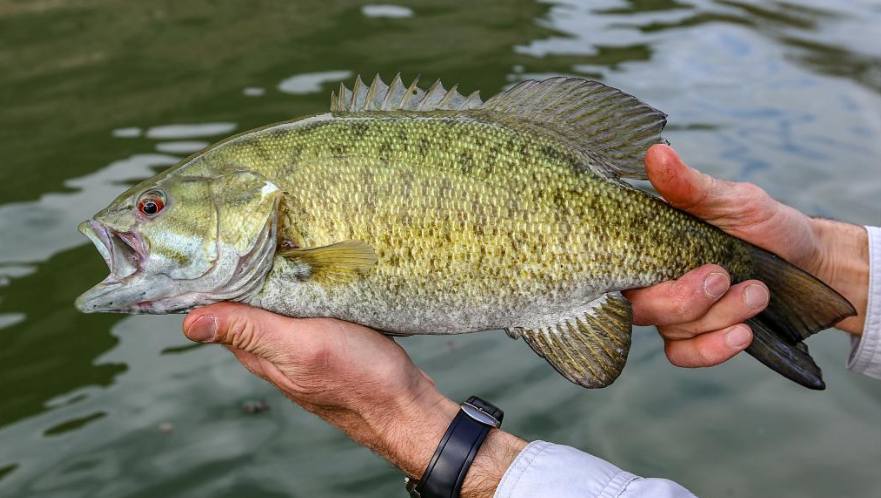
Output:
[1, 1, 880, 496]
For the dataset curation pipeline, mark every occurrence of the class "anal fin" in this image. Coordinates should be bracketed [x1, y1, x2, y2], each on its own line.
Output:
[514, 292, 632, 388]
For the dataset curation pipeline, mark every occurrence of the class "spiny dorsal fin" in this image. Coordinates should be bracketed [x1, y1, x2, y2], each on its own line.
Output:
[512, 292, 632, 389]
[330, 74, 483, 112]
[480, 77, 667, 180]
[279, 240, 377, 284]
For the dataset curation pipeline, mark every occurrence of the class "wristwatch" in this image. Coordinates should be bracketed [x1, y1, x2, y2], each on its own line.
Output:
[405, 396, 504, 498]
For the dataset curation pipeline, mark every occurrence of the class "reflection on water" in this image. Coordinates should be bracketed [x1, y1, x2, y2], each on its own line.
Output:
[155, 142, 211, 155]
[0, 1, 879, 497]
[361, 4, 415, 19]
[277, 70, 354, 95]
[111, 128, 142, 139]
[43, 412, 107, 437]
[617, 0, 881, 93]
[0, 154, 178, 265]
[0, 313, 25, 329]
[145, 123, 238, 140]
[242, 87, 267, 97]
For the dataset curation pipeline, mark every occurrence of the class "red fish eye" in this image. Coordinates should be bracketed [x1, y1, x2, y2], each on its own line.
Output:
[138, 195, 165, 216]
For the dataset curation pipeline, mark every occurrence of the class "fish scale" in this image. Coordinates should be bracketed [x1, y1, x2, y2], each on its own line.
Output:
[210, 115, 744, 326]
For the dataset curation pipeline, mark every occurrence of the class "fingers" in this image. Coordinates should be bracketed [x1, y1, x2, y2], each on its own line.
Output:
[183, 303, 404, 375]
[645, 144, 827, 272]
[183, 302, 296, 360]
[626, 264, 732, 326]
[625, 262, 768, 368]
[657, 281, 767, 367]
[644, 144, 775, 225]
[644, 144, 718, 215]
[664, 324, 753, 368]
[660, 281, 769, 339]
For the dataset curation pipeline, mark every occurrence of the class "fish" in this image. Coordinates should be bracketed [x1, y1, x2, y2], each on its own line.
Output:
[75, 74, 856, 390]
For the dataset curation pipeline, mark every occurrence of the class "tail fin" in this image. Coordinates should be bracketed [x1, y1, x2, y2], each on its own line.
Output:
[744, 247, 856, 390]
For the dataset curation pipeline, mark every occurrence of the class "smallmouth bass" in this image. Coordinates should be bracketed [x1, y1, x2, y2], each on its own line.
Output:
[76, 75, 855, 389]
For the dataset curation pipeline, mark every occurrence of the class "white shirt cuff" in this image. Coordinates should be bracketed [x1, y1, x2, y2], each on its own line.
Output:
[494, 441, 697, 498]
[847, 225, 881, 379]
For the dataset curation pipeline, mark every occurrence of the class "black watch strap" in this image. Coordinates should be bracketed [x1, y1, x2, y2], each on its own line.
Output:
[407, 396, 503, 498]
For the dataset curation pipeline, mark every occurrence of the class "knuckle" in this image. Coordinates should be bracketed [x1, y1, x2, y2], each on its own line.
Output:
[670, 286, 701, 321]
[225, 316, 260, 352]
[703, 174, 721, 196]
[735, 184, 774, 217]
[298, 339, 334, 370]
[692, 347, 713, 367]
[659, 324, 694, 341]
[734, 181, 767, 201]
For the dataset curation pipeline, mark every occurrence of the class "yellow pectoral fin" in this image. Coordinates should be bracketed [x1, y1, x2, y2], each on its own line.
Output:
[279, 240, 377, 283]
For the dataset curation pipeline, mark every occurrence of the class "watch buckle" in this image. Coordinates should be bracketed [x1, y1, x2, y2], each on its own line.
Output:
[461, 402, 501, 428]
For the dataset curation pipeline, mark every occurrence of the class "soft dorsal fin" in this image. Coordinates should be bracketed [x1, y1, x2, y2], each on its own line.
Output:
[331, 74, 483, 112]
[480, 77, 667, 180]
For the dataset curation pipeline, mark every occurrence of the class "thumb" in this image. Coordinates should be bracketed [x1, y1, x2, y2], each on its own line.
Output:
[183, 302, 294, 360]
[645, 144, 731, 220]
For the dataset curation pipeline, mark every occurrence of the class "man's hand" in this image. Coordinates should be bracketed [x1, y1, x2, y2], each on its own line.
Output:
[625, 144, 869, 368]
[183, 304, 526, 498]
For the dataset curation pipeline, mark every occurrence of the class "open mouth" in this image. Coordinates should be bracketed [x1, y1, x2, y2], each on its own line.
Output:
[76, 220, 159, 313]
[78, 220, 145, 280]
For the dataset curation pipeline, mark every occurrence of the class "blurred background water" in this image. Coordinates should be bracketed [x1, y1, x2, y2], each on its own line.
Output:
[1, 1, 880, 497]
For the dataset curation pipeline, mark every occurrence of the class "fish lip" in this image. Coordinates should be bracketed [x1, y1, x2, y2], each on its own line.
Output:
[79, 220, 112, 269]
[78, 219, 144, 280]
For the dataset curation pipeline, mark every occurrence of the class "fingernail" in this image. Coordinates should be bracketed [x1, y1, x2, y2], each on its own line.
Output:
[744, 284, 769, 309]
[725, 325, 752, 350]
[703, 272, 729, 299]
[186, 315, 217, 342]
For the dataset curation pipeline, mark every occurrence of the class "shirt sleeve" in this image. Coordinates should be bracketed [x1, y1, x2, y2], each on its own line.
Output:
[494, 441, 697, 498]
[847, 225, 881, 379]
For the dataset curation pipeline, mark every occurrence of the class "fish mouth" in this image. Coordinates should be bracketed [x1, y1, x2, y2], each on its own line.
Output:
[77, 220, 144, 280]
[76, 220, 151, 313]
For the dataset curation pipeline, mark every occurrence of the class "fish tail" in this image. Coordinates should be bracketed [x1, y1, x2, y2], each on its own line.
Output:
[743, 246, 856, 390]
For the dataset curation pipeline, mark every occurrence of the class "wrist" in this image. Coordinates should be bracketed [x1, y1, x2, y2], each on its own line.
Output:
[459, 428, 528, 498]
[811, 218, 869, 335]
[386, 386, 461, 479]
[343, 376, 458, 478]
[358, 383, 527, 498]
